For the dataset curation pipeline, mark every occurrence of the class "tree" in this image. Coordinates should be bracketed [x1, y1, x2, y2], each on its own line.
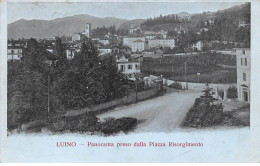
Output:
[8, 39, 49, 130]
[53, 38, 67, 63]
[73, 39, 98, 68]
[133, 73, 144, 102]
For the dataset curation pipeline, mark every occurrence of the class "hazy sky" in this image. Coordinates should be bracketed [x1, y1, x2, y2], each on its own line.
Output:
[8, 2, 246, 24]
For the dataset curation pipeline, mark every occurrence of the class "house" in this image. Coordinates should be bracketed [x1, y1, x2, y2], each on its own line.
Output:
[7, 46, 23, 61]
[66, 48, 76, 60]
[46, 46, 54, 53]
[142, 48, 157, 55]
[191, 41, 203, 51]
[238, 20, 250, 28]
[99, 46, 112, 56]
[200, 28, 209, 32]
[72, 33, 84, 42]
[99, 39, 110, 46]
[205, 20, 214, 26]
[174, 25, 185, 34]
[129, 24, 140, 34]
[8, 40, 27, 48]
[116, 54, 141, 79]
[129, 39, 145, 52]
[235, 48, 250, 102]
[147, 39, 175, 49]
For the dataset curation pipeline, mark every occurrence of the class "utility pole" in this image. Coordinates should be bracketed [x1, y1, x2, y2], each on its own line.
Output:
[47, 74, 50, 121]
[184, 62, 188, 90]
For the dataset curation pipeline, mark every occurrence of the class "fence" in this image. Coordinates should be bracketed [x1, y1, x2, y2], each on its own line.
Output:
[65, 87, 159, 117]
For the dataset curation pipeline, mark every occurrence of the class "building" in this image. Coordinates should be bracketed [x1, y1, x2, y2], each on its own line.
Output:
[66, 48, 76, 60]
[192, 41, 203, 51]
[142, 48, 157, 55]
[123, 37, 145, 46]
[144, 35, 156, 40]
[99, 39, 110, 46]
[235, 48, 250, 102]
[46, 46, 54, 53]
[84, 23, 91, 38]
[129, 24, 140, 34]
[200, 28, 209, 32]
[147, 39, 175, 49]
[116, 54, 141, 79]
[205, 20, 214, 26]
[7, 46, 23, 61]
[99, 46, 112, 56]
[72, 33, 83, 42]
[174, 25, 185, 34]
[129, 39, 145, 52]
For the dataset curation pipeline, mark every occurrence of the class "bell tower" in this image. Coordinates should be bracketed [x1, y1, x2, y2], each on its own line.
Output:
[85, 23, 91, 38]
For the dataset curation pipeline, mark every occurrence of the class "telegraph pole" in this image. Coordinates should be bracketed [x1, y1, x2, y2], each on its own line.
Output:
[184, 62, 188, 90]
[47, 74, 50, 121]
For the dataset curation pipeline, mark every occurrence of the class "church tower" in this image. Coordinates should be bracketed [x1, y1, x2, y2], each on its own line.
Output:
[85, 23, 91, 38]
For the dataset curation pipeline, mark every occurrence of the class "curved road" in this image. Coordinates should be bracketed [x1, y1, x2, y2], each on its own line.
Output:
[97, 89, 202, 132]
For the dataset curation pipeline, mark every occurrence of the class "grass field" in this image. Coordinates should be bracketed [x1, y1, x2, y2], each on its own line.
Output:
[169, 68, 237, 83]
[142, 53, 237, 84]
[142, 64, 237, 84]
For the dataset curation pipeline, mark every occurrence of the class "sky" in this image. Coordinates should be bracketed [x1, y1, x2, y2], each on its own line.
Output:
[7, 2, 246, 24]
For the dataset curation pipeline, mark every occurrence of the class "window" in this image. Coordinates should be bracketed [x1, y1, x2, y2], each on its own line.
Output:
[243, 73, 246, 81]
[243, 50, 246, 54]
[120, 65, 125, 72]
[135, 64, 140, 70]
[245, 58, 247, 66]
[11, 50, 14, 54]
[128, 65, 132, 69]
[241, 58, 243, 66]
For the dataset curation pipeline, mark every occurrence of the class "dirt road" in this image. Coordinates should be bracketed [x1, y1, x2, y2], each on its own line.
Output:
[97, 89, 202, 132]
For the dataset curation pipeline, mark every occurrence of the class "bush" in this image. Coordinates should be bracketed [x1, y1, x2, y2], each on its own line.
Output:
[46, 112, 99, 133]
[183, 87, 225, 127]
[227, 86, 238, 98]
[169, 81, 183, 89]
[100, 117, 137, 135]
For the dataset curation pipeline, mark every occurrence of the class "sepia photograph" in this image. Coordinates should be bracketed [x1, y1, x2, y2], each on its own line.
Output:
[1, 0, 259, 163]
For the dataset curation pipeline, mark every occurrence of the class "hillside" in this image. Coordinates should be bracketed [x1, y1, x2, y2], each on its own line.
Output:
[141, 2, 250, 32]
[8, 14, 127, 39]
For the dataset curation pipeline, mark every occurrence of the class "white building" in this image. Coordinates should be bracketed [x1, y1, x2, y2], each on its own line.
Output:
[192, 41, 203, 51]
[129, 39, 145, 52]
[116, 55, 141, 79]
[235, 48, 250, 102]
[72, 34, 82, 42]
[99, 39, 110, 46]
[7, 46, 23, 61]
[99, 46, 112, 56]
[66, 48, 76, 60]
[147, 39, 175, 49]
[123, 37, 145, 46]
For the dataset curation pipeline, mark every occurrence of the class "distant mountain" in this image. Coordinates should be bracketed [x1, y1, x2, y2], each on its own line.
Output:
[8, 3, 249, 40]
[8, 14, 128, 39]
